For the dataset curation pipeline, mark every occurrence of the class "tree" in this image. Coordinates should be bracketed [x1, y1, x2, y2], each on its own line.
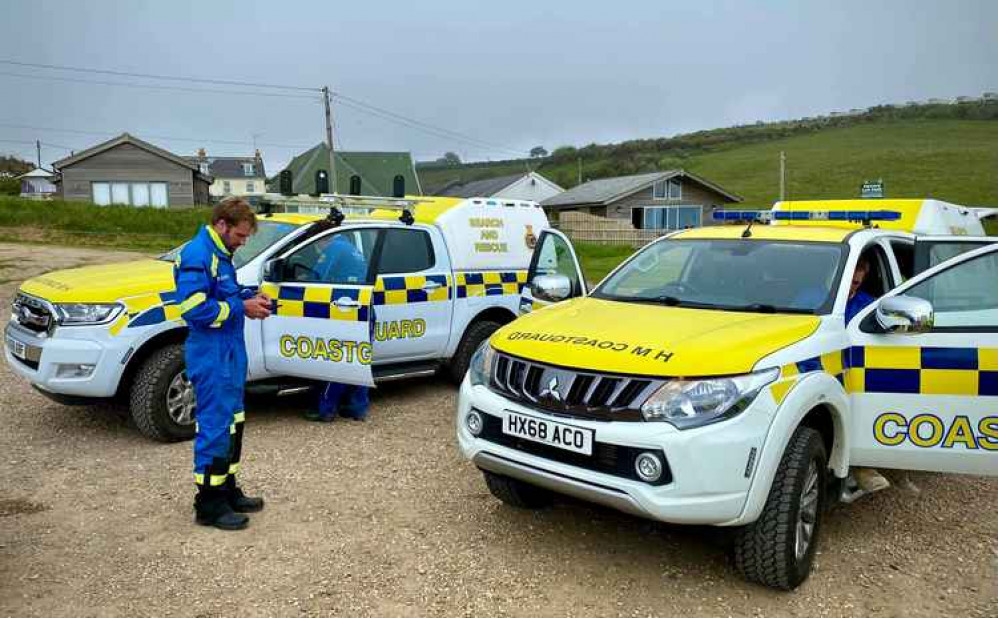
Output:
[529, 146, 548, 158]
[436, 152, 462, 166]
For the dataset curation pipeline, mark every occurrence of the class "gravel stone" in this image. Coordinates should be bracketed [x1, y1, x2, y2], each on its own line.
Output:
[0, 242, 996, 617]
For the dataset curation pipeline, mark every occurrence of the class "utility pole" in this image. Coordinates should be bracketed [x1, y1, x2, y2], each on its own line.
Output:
[321, 86, 338, 194]
[779, 150, 787, 202]
[577, 157, 582, 185]
[36, 140, 41, 169]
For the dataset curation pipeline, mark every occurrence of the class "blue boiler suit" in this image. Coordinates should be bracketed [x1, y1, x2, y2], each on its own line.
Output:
[315, 234, 371, 420]
[174, 225, 254, 487]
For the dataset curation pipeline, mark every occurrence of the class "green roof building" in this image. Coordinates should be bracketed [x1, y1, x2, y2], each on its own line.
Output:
[268, 144, 422, 196]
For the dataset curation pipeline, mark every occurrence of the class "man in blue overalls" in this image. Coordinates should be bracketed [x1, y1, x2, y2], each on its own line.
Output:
[304, 232, 372, 422]
[174, 198, 273, 530]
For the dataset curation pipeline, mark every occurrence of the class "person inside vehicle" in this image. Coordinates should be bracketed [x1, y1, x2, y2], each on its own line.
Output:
[304, 232, 371, 423]
[846, 256, 891, 495]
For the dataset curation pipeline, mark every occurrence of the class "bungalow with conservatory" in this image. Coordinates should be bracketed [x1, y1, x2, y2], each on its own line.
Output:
[540, 170, 741, 230]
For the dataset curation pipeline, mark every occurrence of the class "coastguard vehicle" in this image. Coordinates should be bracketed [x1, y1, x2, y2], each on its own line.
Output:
[457, 198, 998, 589]
[5, 194, 548, 442]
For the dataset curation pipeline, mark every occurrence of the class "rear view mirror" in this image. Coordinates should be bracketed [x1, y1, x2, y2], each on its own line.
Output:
[263, 258, 285, 283]
[876, 295, 934, 334]
[531, 274, 572, 303]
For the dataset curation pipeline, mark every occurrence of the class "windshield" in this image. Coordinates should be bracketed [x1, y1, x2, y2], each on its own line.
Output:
[159, 221, 300, 269]
[593, 239, 846, 314]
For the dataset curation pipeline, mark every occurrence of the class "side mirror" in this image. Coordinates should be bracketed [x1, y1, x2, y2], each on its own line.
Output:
[263, 258, 284, 283]
[531, 273, 572, 303]
[876, 295, 934, 334]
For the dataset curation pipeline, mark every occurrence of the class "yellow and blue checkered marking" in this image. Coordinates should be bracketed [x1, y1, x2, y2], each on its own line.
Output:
[261, 282, 372, 322]
[779, 346, 998, 397]
[373, 274, 451, 306]
[455, 270, 528, 299]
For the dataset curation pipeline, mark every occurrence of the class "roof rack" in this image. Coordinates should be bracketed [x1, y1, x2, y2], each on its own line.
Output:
[258, 193, 426, 225]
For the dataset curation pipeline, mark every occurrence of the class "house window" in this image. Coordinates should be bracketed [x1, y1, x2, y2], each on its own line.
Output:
[640, 205, 702, 230]
[246, 181, 255, 193]
[652, 178, 682, 200]
[242, 163, 255, 176]
[223, 180, 231, 194]
[91, 182, 169, 207]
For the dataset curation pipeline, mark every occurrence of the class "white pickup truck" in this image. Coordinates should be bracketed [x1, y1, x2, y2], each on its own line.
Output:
[5, 194, 549, 441]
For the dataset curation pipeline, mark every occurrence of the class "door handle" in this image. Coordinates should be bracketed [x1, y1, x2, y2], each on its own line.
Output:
[422, 281, 444, 290]
[333, 297, 360, 309]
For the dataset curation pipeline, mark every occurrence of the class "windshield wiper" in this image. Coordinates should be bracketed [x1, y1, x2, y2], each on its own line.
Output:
[728, 303, 814, 314]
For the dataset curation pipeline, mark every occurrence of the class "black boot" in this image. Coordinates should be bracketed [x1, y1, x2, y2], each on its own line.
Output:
[226, 476, 264, 513]
[195, 485, 249, 530]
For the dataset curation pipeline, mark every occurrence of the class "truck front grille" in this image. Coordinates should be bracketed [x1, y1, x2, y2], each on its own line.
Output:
[11, 293, 53, 334]
[490, 352, 663, 422]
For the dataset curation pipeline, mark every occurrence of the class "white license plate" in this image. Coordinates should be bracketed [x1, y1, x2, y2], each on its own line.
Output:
[6, 336, 27, 360]
[503, 411, 594, 455]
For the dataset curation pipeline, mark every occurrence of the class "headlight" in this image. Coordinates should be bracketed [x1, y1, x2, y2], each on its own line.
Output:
[640, 368, 779, 429]
[468, 342, 496, 387]
[53, 303, 123, 325]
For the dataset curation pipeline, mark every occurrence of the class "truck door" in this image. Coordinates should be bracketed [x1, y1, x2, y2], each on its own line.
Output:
[371, 226, 453, 362]
[259, 227, 379, 386]
[913, 236, 997, 275]
[518, 229, 587, 315]
[847, 244, 998, 476]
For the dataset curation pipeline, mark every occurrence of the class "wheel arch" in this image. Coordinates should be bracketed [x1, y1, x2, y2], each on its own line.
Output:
[114, 325, 188, 400]
[736, 372, 850, 525]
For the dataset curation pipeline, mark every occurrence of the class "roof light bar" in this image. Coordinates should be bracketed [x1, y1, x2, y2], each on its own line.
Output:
[713, 210, 902, 224]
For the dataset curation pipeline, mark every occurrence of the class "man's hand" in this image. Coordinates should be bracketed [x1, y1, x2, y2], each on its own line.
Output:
[243, 295, 272, 320]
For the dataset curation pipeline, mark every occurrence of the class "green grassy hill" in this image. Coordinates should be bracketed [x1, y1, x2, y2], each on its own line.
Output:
[418, 108, 998, 207]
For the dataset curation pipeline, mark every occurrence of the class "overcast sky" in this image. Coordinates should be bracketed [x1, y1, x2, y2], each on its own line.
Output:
[1, 0, 996, 173]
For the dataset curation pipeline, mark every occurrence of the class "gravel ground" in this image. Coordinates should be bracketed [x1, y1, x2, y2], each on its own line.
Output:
[0, 242, 996, 617]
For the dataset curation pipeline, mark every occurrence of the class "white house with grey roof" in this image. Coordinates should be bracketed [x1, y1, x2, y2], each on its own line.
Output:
[187, 149, 267, 201]
[541, 170, 742, 230]
[435, 171, 564, 202]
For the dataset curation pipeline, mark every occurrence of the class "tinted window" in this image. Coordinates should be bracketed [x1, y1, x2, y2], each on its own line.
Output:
[376, 229, 434, 274]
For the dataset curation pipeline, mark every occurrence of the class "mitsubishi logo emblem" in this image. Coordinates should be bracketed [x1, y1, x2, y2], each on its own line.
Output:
[539, 376, 563, 403]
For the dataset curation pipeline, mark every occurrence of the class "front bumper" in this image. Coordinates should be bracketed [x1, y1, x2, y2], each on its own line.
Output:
[4, 321, 130, 399]
[456, 377, 779, 526]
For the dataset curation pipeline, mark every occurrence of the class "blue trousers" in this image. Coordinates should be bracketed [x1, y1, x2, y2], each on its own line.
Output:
[187, 332, 247, 484]
[318, 382, 369, 419]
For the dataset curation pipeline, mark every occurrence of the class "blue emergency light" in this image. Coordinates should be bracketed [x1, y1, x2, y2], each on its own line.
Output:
[712, 210, 902, 224]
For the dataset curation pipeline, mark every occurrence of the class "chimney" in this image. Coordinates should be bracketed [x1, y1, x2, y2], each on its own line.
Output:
[254, 149, 262, 163]
[197, 148, 207, 162]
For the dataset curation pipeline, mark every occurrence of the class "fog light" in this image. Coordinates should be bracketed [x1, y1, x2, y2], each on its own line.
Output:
[634, 452, 663, 483]
[56, 363, 96, 379]
[466, 409, 483, 436]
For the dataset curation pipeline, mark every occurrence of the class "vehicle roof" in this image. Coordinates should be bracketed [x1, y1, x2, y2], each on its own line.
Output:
[675, 224, 855, 243]
[260, 195, 466, 227]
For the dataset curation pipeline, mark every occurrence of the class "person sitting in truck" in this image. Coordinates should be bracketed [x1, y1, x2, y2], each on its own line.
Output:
[845, 256, 876, 324]
[305, 232, 372, 423]
[846, 256, 891, 495]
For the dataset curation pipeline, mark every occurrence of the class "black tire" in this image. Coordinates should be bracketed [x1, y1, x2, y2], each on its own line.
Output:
[129, 343, 196, 443]
[448, 320, 503, 384]
[733, 426, 827, 590]
[483, 471, 553, 509]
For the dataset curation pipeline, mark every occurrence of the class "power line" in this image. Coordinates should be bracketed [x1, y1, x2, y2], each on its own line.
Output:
[0, 71, 319, 100]
[0, 59, 317, 92]
[0, 123, 313, 150]
[332, 94, 528, 157]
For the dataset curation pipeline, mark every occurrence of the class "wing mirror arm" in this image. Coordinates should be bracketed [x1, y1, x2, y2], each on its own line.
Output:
[874, 295, 934, 334]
